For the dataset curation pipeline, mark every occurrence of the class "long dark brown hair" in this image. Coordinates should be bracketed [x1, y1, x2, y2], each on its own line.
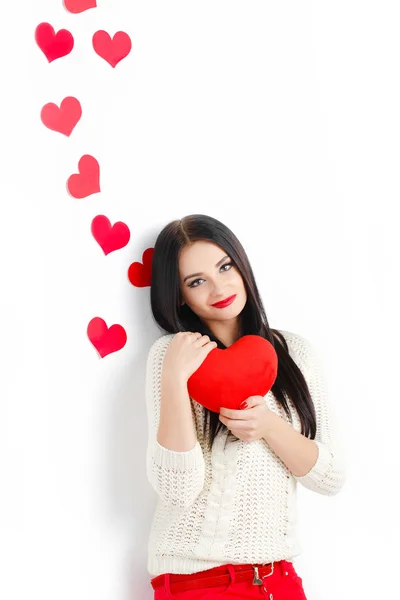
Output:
[150, 214, 316, 452]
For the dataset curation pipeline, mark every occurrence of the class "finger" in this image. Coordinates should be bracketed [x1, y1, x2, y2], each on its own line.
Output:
[241, 396, 266, 410]
[193, 334, 210, 347]
[220, 396, 264, 417]
[220, 408, 249, 419]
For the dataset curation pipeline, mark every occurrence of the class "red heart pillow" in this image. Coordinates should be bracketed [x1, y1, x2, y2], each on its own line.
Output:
[187, 335, 278, 413]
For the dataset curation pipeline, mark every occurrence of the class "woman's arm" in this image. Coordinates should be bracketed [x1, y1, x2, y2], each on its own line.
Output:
[263, 332, 347, 496]
[145, 334, 205, 508]
[157, 374, 198, 451]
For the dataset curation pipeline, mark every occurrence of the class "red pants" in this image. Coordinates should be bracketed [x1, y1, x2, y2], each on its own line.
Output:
[151, 560, 308, 599]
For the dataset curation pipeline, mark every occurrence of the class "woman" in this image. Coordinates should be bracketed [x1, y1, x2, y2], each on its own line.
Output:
[145, 214, 346, 599]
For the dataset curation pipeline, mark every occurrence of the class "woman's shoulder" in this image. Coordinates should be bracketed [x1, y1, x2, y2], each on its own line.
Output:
[147, 329, 319, 368]
[147, 332, 176, 356]
[145, 334, 176, 378]
[274, 328, 311, 346]
[273, 328, 319, 370]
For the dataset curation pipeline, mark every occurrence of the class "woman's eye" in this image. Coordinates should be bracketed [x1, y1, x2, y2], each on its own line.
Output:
[188, 262, 233, 288]
[221, 262, 233, 272]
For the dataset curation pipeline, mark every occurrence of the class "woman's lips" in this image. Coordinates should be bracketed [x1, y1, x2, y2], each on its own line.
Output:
[211, 294, 236, 308]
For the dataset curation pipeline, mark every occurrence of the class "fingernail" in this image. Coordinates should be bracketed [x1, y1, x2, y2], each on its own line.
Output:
[239, 401, 248, 410]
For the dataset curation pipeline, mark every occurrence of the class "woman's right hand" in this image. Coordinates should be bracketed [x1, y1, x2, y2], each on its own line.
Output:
[163, 331, 218, 382]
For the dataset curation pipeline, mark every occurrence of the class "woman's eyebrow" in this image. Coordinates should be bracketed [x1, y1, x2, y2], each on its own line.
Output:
[183, 255, 230, 283]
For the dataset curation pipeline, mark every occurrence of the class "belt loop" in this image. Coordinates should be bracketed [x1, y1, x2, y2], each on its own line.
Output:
[164, 573, 172, 596]
[227, 564, 236, 585]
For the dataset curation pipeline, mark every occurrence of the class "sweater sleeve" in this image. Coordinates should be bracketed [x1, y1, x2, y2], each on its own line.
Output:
[145, 334, 206, 508]
[288, 333, 347, 496]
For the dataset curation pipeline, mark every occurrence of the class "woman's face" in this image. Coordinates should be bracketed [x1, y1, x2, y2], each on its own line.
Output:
[178, 240, 247, 326]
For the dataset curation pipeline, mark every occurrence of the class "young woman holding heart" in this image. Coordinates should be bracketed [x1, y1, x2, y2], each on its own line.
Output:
[146, 214, 346, 599]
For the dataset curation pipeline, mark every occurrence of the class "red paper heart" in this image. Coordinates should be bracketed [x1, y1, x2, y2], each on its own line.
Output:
[92, 30, 132, 67]
[67, 155, 100, 199]
[41, 96, 82, 136]
[91, 215, 130, 255]
[187, 335, 278, 413]
[35, 22, 74, 62]
[128, 248, 154, 287]
[87, 317, 127, 358]
[63, 0, 97, 13]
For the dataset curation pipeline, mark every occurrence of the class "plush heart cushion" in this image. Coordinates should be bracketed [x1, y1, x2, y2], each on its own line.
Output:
[187, 334, 278, 413]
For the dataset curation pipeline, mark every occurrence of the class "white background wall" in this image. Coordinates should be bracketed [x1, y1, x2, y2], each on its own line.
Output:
[1, 1, 399, 599]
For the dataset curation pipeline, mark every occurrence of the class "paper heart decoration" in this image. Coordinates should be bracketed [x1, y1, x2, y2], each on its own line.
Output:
[67, 155, 100, 198]
[128, 248, 154, 287]
[91, 215, 130, 255]
[63, 0, 97, 13]
[92, 30, 132, 67]
[87, 317, 127, 358]
[35, 22, 74, 62]
[187, 335, 278, 413]
[41, 96, 82, 136]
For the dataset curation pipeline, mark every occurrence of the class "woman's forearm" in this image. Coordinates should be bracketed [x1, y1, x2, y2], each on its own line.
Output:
[263, 411, 319, 477]
[157, 373, 198, 452]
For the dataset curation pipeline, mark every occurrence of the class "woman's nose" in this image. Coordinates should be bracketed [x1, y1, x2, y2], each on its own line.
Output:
[211, 283, 225, 295]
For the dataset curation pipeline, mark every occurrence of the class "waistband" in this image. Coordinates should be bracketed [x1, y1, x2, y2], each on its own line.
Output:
[151, 560, 295, 594]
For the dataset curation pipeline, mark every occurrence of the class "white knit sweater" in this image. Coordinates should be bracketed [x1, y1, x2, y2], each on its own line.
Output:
[145, 330, 346, 577]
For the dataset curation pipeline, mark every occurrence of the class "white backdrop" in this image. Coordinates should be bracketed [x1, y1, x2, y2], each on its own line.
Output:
[1, 1, 399, 599]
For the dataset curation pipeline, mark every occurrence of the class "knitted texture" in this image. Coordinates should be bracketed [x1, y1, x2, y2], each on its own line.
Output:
[145, 330, 346, 576]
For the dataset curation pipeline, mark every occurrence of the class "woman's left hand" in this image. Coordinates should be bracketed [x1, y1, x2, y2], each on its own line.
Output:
[219, 396, 273, 443]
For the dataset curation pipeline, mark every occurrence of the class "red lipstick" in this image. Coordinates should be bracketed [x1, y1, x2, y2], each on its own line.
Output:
[211, 294, 236, 308]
